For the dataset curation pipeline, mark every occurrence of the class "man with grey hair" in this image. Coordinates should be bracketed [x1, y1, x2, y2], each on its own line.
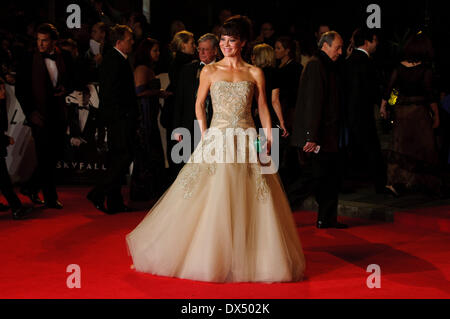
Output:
[173, 33, 219, 162]
[291, 30, 348, 229]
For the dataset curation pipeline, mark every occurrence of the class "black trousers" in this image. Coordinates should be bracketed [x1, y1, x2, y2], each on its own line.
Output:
[288, 151, 341, 224]
[0, 157, 21, 209]
[90, 120, 134, 207]
[25, 124, 63, 202]
[312, 152, 341, 223]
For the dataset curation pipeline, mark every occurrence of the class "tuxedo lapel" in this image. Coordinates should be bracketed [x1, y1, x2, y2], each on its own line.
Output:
[54, 49, 66, 88]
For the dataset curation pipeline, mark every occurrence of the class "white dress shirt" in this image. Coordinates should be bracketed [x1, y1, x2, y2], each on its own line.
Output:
[78, 107, 90, 133]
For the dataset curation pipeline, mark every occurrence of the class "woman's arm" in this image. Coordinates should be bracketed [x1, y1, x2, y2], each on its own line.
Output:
[430, 102, 440, 128]
[271, 88, 289, 137]
[253, 67, 272, 154]
[380, 67, 399, 120]
[195, 65, 212, 138]
[134, 66, 169, 98]
[380, 99, 388, 119]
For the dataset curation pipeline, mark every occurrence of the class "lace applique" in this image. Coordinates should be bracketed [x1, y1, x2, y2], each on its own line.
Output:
[248, 164, 270, 201]
[210, 81, 254, 129]
[177, 81, 269, 201]
[179, 163, 201, 199]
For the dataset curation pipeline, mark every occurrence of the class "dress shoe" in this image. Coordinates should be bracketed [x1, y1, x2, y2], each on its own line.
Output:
[107, 204, 135, 214]
[45, 200, 63, 209]
[87, 193, 110, 214]
[20, 188, 45, 205]
[317, 220, 349, 229]
[12, 206, 32, 220]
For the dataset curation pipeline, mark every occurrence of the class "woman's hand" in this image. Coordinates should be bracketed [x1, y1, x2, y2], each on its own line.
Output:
[303, 142, 317, 153]
[279, 122, 289, 138]
[159, 89, 173, 99]
[432, 115, 440, 129]
[380, 104, 387, 119]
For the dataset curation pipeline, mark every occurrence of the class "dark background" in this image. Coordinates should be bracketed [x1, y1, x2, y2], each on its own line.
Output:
[1, 0, 449, 87]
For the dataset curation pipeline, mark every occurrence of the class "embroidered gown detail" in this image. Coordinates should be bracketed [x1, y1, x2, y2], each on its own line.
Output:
[126, 81, 305, 283]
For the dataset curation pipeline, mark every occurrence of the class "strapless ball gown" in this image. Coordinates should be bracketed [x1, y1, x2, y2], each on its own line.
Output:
[126, 81, 305, 283]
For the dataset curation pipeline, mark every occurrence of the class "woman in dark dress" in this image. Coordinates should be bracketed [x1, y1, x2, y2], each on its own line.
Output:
[274, 36, 303, 131]
[162, 31, 196, 182]
[251, 43, 288, 137]
[380, 32, 441, 196]
[131, 38, 171, 201]
[274, 36, 303, 185]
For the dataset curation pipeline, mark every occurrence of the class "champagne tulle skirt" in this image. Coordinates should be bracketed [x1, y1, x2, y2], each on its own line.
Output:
[126, 158, 305, 283]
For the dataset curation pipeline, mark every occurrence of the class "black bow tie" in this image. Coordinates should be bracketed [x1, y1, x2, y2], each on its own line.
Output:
[43, 52, 57, 61]
[77, 106, 89, 110]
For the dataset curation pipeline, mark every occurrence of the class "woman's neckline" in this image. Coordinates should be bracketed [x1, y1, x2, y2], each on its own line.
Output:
[211, 80, 255, 86]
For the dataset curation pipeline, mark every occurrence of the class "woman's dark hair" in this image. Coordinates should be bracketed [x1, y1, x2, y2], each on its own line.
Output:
[134, 37, 159, 68]
[218, 15, 252, 44]
[402, 32, 434, 63]
[276, 36, 297, 60]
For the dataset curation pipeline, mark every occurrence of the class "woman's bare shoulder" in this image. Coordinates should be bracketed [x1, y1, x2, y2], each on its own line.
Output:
[205, 62, 220, 72]
[134, 65, 152, 84]
[248, 64, 264, 82]
[135, 64, 151, 73]
[201, 63, 218, 77]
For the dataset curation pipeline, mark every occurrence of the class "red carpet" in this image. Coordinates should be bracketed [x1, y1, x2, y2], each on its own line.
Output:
[1, 187, 449, 299]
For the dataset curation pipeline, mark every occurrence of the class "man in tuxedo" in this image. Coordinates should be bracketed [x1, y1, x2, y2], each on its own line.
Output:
[87, 25, 138, 214]
[15, 23, 73, 209]
[0, 77, 31, 219]
[344, 27, 386, 193]
[66, 88, 105, 160]
[291, 31, 348, 229]
[173, 33, 218, 163]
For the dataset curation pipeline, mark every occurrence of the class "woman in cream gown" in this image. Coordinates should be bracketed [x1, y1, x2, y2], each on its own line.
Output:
[126, 16, 305, 283]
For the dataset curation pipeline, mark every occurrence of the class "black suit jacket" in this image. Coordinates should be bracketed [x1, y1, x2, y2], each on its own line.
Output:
[344, 49, 380, 143]
[15, 48, 72, 127]
[173, 60, 199, 133]
[98, 48, 138, 126]
[173, 61, 213, 141]
[291, 51, 341, 153]
[98, 48, 138, 156]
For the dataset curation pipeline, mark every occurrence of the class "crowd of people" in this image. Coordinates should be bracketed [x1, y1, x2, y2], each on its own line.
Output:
[0, 6, 449, 221]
